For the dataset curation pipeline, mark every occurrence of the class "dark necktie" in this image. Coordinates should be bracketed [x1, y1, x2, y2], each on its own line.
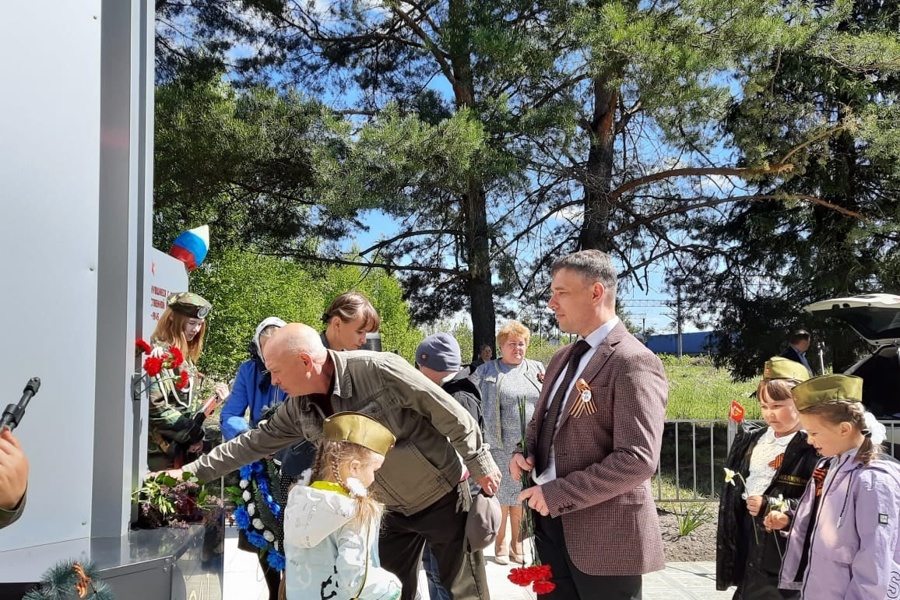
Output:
[536, 340, 592, 475]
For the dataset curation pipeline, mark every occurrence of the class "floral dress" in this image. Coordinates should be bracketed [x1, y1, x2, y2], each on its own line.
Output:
[283, 482, 402, 600]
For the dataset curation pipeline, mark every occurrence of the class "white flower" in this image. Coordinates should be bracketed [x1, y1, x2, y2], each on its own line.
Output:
[274, 541, 280, 551]
[247, 503, 256, 516]
[345, 477, 368, 498]
[253, 518, 265, 530]
[242, 490, 251, 501]
[724, 468, 737, 485]
[239, 480, 249, 489]
[263, 530, 275, 542]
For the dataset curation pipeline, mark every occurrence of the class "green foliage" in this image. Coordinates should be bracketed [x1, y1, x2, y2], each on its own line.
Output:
[154, 72, 360, 256]
[152, 0, 900, 384]
[190, 249, 422, 379]
[681, 1, 900, 379]
[132, 472, 220, 530]
[674, 504, 714, 538]
[312, 106, 490, 211]
[23, 560, 114, 600]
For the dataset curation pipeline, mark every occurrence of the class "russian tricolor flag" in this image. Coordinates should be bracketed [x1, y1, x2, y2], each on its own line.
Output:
[169, 225, 209, 272]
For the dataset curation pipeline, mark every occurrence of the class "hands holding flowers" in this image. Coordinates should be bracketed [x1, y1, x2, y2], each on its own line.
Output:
[137, 339, 191, 390]
[764, 494, 791, 533]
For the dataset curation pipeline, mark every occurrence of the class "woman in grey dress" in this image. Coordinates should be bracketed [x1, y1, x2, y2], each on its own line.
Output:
[472, 320, 544, 565]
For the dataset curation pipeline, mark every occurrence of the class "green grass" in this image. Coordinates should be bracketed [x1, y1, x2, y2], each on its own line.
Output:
[674, 504, 715, 537]
[661, 355, 759, 420]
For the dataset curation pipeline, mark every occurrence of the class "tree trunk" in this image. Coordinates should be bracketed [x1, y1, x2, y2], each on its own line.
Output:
[465, 184, 497, 361]
[579, 73, 619, 252]
[447, 0, 496, 359]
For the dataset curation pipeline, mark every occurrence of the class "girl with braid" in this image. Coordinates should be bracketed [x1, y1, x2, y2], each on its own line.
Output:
[282, 412, 401, 600]
[766, 375, 900, 600]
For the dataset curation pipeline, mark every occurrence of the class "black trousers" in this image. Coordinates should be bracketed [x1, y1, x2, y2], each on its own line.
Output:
[733, 513, 798, 600]
[379, 486, 490, 600]
[535, 513, 642, 600]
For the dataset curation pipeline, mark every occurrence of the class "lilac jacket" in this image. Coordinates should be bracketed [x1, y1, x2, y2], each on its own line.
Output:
[779, 448, 900, 599]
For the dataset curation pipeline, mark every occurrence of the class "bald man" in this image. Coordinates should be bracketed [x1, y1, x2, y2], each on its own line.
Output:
[176, 323, 500, 600]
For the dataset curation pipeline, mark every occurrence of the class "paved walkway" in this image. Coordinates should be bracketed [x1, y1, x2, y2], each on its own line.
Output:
[223, 528, 733, 599]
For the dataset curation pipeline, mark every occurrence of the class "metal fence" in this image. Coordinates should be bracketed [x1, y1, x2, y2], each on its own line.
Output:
[652, 419, 900, 503]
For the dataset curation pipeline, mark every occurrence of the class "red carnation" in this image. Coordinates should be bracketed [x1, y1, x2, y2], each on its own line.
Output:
[509, 564, 555, 591]
[508, 568, 529, 586]
[174, 370, 191, 390]
[136, 339, 152, 354]
[169, 346, 184, 369]
[143, 356, 163, 377]
[533, 564, 552, 580]
[508, 566, 540, 586]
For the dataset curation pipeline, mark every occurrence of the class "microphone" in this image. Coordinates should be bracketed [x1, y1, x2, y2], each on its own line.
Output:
[1, 377, 41, 432]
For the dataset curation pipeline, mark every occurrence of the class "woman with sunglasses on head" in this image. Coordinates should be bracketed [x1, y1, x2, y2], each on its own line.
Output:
[321, 292, 381, 351]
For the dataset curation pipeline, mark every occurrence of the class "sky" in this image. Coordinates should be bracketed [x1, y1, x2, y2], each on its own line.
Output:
[344, 209, 702, 336]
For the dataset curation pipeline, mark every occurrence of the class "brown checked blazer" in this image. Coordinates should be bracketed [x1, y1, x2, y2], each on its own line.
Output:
[526, 321, 668, 576]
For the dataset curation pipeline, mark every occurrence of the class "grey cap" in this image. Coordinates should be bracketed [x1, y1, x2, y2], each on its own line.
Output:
[466, 491, 501, 551]
[415, 333, 461, 373]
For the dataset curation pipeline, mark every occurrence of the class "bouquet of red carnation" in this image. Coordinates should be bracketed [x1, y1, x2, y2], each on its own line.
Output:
[509, 563, 555, 594]
[507, 396, 556, 595]
[136, 339, 191, 392]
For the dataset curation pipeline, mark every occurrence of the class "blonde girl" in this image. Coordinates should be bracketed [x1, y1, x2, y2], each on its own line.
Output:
[282, 412, 401, 600]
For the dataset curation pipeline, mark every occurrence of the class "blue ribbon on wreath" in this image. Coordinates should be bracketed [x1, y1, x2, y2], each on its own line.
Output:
[235, 460, 286, 569]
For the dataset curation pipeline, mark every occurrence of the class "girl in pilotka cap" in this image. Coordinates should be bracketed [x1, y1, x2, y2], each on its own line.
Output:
[282, 412, 401, 600]
[716, 357, 819, 599]
[146, 292, 229, 471]
[765, 374, 900, 600]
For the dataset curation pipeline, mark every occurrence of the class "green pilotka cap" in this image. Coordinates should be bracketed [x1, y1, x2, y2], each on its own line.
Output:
[763, 357, 810, 382]
[792, 374, 863, 411]
[167, 292, 212, 319]
[323, 412, 396, 456]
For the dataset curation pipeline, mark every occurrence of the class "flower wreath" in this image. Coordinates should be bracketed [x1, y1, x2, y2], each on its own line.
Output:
[228, 460, 286, 570]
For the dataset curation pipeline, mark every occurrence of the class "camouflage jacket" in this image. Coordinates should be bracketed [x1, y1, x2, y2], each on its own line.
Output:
[147, 347, 201, 470]
[0, 493, 25, 530]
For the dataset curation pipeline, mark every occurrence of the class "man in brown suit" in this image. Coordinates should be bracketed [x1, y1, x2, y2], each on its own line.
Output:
[511, 250, 668, 600]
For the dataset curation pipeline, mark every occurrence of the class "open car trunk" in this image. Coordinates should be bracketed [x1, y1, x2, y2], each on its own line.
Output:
[804, 294, 900, 419]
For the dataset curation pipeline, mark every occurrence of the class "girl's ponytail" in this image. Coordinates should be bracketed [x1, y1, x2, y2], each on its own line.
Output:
[859, 410, 887, 465]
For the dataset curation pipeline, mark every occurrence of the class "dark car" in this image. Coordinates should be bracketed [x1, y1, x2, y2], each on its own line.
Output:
[804, 293, 900, 455]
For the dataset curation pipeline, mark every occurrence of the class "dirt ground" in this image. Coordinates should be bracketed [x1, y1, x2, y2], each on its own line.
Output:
[659, 508, 719, 562]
